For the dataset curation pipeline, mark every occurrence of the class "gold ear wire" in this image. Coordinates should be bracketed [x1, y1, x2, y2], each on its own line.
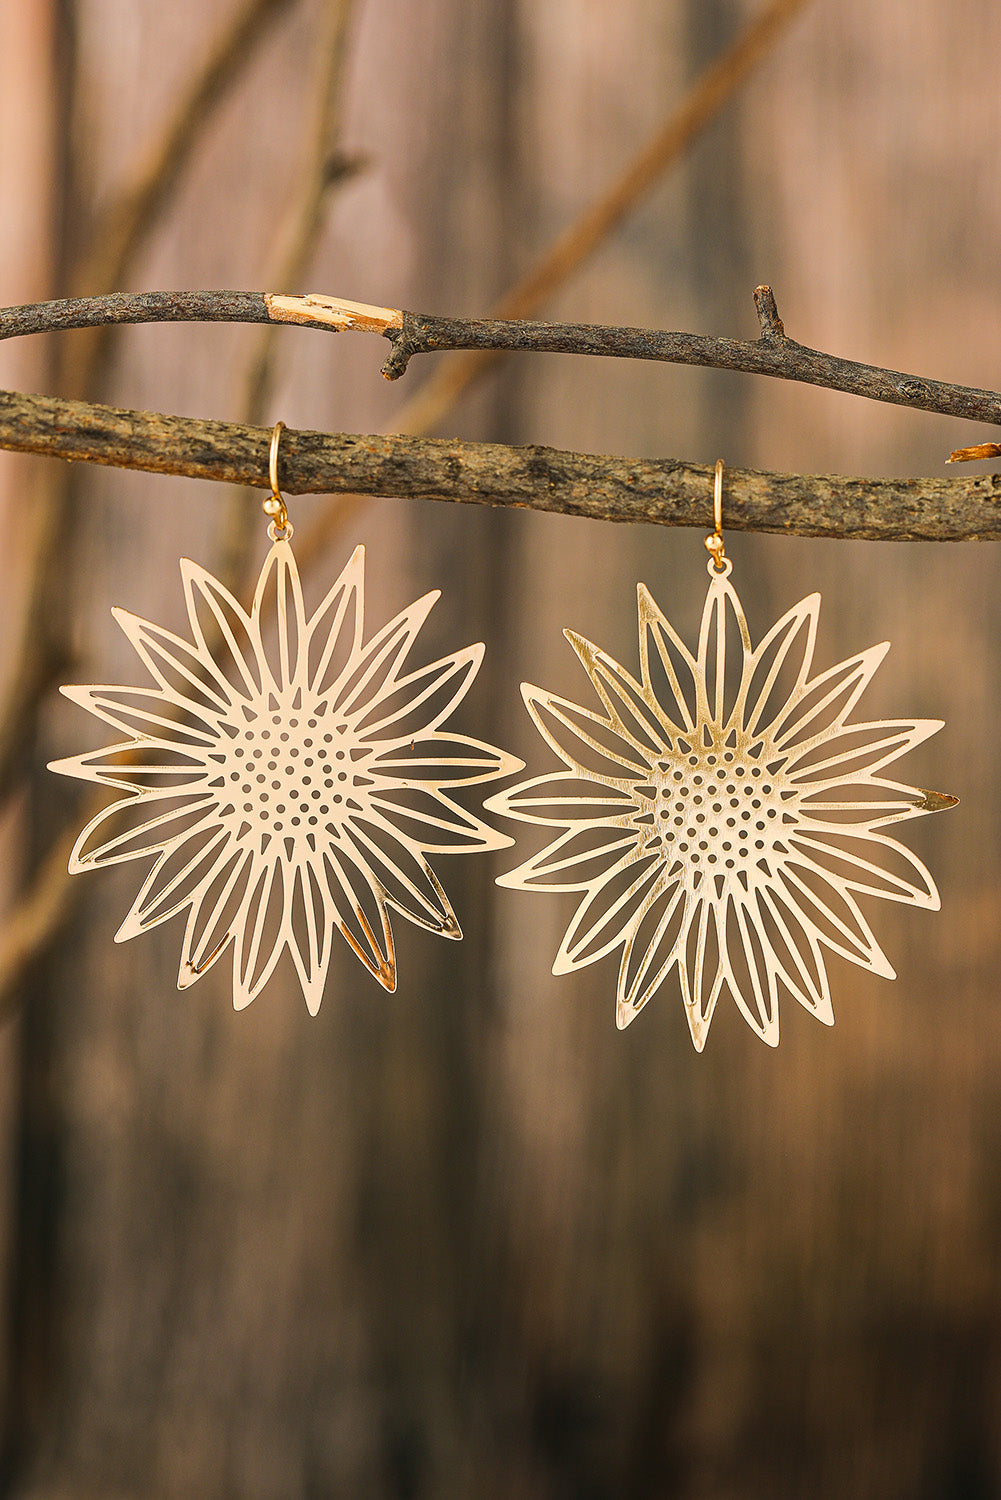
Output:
[704, 458, 726, 572]
[263, 420, 292, 540]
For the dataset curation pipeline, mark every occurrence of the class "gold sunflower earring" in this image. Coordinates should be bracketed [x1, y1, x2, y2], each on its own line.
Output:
[486, 461, 958, 1049]
[50, 421, 521, 1012]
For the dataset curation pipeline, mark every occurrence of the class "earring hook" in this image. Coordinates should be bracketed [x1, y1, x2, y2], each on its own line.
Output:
[705, 459, 728, 574]
[263, 420, 292, 540]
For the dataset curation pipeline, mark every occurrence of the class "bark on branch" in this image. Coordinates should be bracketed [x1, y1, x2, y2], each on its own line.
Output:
[1, 386, 1000, 542]
[4, 286, 1001, 433]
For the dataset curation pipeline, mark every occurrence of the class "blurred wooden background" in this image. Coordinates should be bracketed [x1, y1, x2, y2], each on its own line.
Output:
[2, 1, 1001, 1495]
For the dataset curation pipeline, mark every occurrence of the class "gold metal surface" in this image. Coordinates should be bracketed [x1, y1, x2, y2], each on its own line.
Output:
[51, 539, 521, 1011]
[489, 552, 957, 1049]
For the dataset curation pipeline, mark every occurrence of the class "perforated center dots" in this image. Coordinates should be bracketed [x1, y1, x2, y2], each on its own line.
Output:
[221, 706, 373, 844]
[642, 736, 797, 883]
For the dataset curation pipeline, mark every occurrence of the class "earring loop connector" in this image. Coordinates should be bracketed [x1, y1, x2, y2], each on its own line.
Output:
[705, 458, 727, 573]
[263, 420, 292, 540]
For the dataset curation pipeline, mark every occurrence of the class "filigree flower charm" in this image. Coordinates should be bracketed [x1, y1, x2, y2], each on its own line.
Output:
[486, 560, 956, 1049]
[51, 541, 521, 1012]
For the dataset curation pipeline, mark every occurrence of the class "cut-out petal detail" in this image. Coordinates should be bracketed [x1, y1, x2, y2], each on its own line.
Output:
[784, 718, 942, 782]
[497, 823, 640, 892]
[770, 644, 889, 750]
[232, 856, 286, 1009]
[637, 583, 698, 734]
[287, 863, 335, 1015]
[58, 683, 221, 744]
[553, 850, 661, 974]
[307, 545, 365, 697]
[370, 732, 523, 788]
[320, 845, 397, 991]
[53, 539, 515, 1009]
[484, 770, 639, 828]
[695, 570, 753, 730]
[368, 786, 513, 854]
[182, 558, 261, 702]
[741, 593, 819, 737]
[115, 825, 232, 940]
[521, 683, 650, 780]
[357, 644, 483, 741]
[68, 792, 218, 871]
[250, 538, 309, 693]
[495, 565, 952, 1048]
[565, 632, 672, 760]
[343, 818, 461, 937]
[677, 898, 727, 1051]
[784, 826, 940, 909]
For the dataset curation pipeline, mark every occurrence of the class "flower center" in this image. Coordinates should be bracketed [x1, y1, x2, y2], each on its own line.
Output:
[642, 734, 797, 881]
[219, 707, 370, 842]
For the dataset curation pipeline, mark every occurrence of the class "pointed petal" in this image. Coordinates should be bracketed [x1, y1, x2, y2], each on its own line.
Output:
[181, 557, 262, 702]
[367, 785, 513, 854]
[615, 877, 690, 1026]
[50, 738, 210, 794]
[114, 825, 231, 940]
[112, 607, 232, 713]
[564, 632, 672, 760]
[677, 896, 726, 1051]
[58, 683, 221, 745]
[341, 818, 461, 937]
[370, 732, 523, 788]
[520, 682, 649, 780]
[773, 864, 896, 978]
[484, 770, 640, 828]
[331, 590, 439, 719]
[784, 718, 942, 783]
[250, 538, 309, 693]
[770, 643, 889, 751]
[321, 843, 397, 990]
[695, 569, 752, 730]
[177, 843, 254, 988]
[232, 855, 286, 1009]
[287, 863, 335, 1014]
[741, 593, 820, 737]
[66, 791, 218, 871]
[637, 583, 698, 735]
[785, 826, 940, 909]
[496, 823, 640, 892]
[754, 886, 835, 1025]
[726, 898, 780, 1046]
[552, 850, 661, 974]
[308, 545, 366, 698]
[795, 774, 936, 829]
[356, 643, 485, 742]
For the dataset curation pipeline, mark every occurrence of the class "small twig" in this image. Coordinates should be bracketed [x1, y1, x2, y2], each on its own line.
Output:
[4, 286, 1001, 431]
[2, 389, 1000, 542]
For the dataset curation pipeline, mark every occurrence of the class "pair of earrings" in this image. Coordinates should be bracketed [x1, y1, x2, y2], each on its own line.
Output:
[50, 431, 957, 1048]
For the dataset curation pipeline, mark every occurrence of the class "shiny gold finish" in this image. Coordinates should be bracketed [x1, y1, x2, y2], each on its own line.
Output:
[704, 458, 727, 572]
[490, 548, 957, 1049]
[51, 540, 521, 1011]
[263, 419, 290, 538]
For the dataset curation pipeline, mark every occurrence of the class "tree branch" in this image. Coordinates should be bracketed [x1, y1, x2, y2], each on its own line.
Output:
[1, 387, 999, 541]
[3, 284, 1001, 431]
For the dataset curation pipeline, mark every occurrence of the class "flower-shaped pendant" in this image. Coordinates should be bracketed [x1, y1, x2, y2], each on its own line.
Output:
[487, 558, 957, 1048]
[51, 540, 521, 1011]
